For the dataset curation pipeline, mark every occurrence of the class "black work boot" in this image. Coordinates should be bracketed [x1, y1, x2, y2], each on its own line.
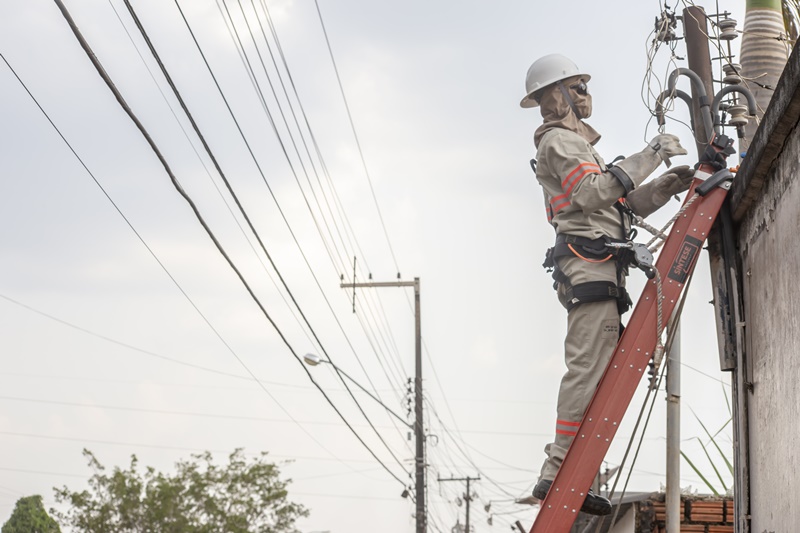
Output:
[532, 479, 612, 516]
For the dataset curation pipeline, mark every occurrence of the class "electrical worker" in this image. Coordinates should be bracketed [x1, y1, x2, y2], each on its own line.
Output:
[520, 54, 695, 515]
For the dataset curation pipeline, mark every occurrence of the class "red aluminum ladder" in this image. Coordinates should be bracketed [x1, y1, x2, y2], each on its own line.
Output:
[529, 135, 736, 533]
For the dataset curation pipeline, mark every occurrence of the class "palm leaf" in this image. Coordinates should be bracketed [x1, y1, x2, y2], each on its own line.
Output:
[695, 436, 729, 492]
[782, 0, 800, 42]
[680, 449, 721, 496]
[690, 408, 735, 476]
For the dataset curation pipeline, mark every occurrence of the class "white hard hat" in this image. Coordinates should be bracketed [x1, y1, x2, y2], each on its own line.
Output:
[520, 54, 591, 108]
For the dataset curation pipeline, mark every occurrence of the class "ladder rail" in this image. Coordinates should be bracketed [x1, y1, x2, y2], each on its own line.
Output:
[530, 170, 730, 532]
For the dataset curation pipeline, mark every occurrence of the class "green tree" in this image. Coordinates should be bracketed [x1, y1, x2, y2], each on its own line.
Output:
[52, 449, 308, 533]
[2, 495, 61, 533]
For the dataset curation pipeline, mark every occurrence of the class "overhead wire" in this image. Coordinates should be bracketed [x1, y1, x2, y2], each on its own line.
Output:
[152, 0, 412, 467]
[174, 0, 413, 463]
[0, 393, 399, 428]
[240, 0, 356, 278]
[236, 0, 417, 456]
[105, 0, 321, 350]
[50, 0, 410, 487]
[311, 0, 401, 273]
[424, 397, 523, 501]
[214, 0, 349, 279]
[123, 0, 408, 458]
[11, 41, 375, 485]
[169, 0, 411, 420]
[0, 292, 251, 381]
[2, 430, 447, 471]
[251, 0, 409, 387]
[0, 51, 319, 438]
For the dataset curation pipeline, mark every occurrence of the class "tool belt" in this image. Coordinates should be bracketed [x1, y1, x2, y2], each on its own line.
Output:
[543, 234, 634, 314]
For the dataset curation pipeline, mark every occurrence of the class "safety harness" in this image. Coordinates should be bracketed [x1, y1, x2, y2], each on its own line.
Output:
[536, 157, 656, 316]
[542, 229, 635, 315]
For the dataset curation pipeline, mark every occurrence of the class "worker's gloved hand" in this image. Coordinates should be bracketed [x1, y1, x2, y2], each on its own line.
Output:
[608, 134, 689, 195]
[626, 165, 695, 218]
[648, 134, 688, 167]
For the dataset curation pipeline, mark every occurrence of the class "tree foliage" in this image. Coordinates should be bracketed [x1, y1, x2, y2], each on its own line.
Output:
[52, 449, 307, 533]
[2, 495, 61, 533]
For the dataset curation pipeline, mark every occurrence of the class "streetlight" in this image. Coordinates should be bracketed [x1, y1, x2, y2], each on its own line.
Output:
[303, 354, 411, 428]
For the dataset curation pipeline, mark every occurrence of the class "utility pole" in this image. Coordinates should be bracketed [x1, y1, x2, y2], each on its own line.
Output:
[437, 475, 480, 533]
[666, 327, 681, 533]
[340, 277, 425, 533]
[683, 5, 715, 154]
[675, 8, 714, 533]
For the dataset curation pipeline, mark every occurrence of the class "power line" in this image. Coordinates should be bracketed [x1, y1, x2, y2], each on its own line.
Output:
[0, 48, 354, 475]
[51, 0, 409, 487]
[210, 0, 411, 404]
[312, 0, 401, 273]
[0, 292, 251, 381]
[0, 393, 400, 429]
[169, 0, 410, 413]
[126, 0, 410, 474]
[239, 0, 413, 399]
[105, 0, 321, 351]
[0, 430, 389, 465]
[109, 0, 412, 446]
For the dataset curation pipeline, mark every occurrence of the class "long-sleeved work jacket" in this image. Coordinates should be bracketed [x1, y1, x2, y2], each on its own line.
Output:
[536, 128, 630, 241]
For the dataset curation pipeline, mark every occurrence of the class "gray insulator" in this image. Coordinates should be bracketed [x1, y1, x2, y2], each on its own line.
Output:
[722, 64, 743, 85]
[718, 18, 738, 40]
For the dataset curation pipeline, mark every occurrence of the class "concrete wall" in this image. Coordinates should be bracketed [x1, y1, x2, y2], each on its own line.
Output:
[737, 123, 800, 532]
[730, 43, 800, 533]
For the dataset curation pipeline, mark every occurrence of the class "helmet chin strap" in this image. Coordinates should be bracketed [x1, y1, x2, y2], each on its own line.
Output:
[556, 81, 583, 120]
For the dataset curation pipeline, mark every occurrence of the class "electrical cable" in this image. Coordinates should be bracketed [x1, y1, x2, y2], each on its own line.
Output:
[424, 397, 521, 500]
[215, 0, 348, 279]
[251, 0, 410, 388]
[234, 0, 355, 278]
[218, 0, 412, 407]
[51, 0, 409, 487]
[105, 0, 320, 350]
[1, 38, 365, 483]
[312, 0, 401, 273]
[169, 0, 411, 414]
[0, 292, 249, 381]
[122, 0, 411, 472]
[231, 0, 414, 422]
[0, 430, 385, 464]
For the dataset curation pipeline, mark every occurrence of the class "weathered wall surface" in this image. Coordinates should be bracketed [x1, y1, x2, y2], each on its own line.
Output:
[737, 120, 800, 532]
[728, 38, 800, 533]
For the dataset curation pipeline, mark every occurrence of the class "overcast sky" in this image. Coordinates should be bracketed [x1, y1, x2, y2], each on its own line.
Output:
[0, 0, 747, 531]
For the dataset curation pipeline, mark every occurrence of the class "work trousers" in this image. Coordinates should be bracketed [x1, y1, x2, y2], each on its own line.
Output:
[539, 255, 622, 482]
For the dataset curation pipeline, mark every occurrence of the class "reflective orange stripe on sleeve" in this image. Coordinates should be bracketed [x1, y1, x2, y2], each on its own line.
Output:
[561, 162, 601, 191]
[547, 162, 601, 216]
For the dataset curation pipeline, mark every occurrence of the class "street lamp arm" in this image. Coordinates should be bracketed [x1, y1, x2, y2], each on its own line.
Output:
[304, 354, 412, 429]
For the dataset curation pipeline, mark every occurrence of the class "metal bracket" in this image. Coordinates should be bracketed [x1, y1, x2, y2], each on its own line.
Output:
[696, 168, 734, 196]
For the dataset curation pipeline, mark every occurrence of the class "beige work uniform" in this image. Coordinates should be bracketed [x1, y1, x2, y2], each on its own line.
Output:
[535, 127, 630, 482]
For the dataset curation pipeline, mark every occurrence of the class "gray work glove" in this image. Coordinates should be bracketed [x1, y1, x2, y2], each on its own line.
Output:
[648, 133, 689, 166]
[625, 165, 695, 218]
[608, 134, 689, 194]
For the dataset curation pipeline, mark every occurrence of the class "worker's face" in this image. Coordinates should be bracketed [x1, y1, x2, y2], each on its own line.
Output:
[565, 75, 592, 118]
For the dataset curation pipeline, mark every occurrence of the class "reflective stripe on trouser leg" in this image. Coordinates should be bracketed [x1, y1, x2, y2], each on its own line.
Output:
[540, 256, 621, 482]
